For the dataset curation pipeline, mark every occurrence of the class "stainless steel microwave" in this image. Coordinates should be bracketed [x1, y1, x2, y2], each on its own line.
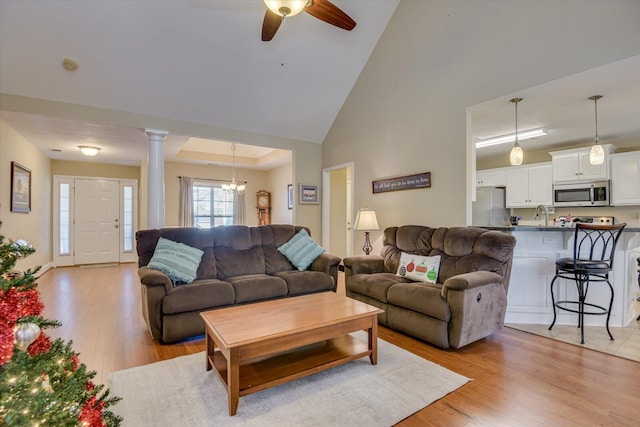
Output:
[553, 180, 610, 207]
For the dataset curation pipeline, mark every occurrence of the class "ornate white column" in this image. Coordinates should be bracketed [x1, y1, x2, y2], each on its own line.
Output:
[145, 128, 168, 228]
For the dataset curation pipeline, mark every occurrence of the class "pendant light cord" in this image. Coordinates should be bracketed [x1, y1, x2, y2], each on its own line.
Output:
[594, 97, 599, 144]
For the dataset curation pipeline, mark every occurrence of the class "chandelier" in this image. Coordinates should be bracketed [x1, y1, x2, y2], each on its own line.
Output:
[221, 143, 246, 193]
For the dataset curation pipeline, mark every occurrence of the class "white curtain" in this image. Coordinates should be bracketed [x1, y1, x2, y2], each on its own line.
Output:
[233, 190, 246, 225]
[178, 176, 194, 227]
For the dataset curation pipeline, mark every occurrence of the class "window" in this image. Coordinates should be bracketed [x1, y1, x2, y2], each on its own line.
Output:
[123, 185, 134, 252]
[59, 183, 70, 255]
[193, 183, 234, 228]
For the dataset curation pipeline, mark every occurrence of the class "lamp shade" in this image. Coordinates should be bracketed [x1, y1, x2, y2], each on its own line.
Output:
[354, 209, 380, 231]
[509, 144, 523, 165]
[589, 143, 605, 165]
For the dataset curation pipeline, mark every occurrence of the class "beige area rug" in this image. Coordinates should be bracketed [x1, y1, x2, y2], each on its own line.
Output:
[108, 332, 470, 427]
[506, 319, 640, 363]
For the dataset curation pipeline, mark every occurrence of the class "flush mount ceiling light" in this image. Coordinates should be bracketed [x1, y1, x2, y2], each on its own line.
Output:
[78, 145, 100, 156]
[221, 143, 246, 193]
[509, 98, 524, 166]
[589, 95, 605, 165]
[475, 128, 547, 148]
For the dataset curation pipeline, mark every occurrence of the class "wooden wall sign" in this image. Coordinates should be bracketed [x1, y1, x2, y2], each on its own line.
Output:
[372, 172, 431, 194]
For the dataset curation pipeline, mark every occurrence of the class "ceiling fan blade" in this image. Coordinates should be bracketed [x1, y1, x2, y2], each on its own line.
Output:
[304, 0, 356, 31]
[262, 9, 284, 41]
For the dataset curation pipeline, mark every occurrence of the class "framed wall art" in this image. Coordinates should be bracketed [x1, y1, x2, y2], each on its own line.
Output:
[299, 184, 318, 204]
[287, 184, 293, 209]
[372, 172, 431, 194]
[11, 161, 31, 213]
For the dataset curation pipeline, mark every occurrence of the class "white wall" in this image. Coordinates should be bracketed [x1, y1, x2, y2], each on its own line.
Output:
[322, 0, 640, 255]
[267, 160, 293, 225]
[0, 120, 52, 271]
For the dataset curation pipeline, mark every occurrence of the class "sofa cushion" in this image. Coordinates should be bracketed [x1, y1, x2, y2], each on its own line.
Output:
[274, 270, 334, 295]
[278, 229, 325, 271]
[387, 282, 450, 322]
[396, 253, 441, 284]
[225, 274, 288, 303]
[162, 279, 234, 314]
[215, 246, 265, 280]
[148, 237, 204, 285]
[263, 246, 295, 274]
[348, 272, 412, 303]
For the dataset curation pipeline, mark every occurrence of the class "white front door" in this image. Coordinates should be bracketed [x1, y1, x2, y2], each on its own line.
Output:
[74, 179, 120, 264]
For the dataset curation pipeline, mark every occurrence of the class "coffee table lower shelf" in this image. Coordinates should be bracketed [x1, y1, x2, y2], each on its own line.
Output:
[209, 334, 370, 397]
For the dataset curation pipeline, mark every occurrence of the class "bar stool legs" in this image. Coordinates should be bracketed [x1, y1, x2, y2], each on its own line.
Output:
[549, 272, 615, 345]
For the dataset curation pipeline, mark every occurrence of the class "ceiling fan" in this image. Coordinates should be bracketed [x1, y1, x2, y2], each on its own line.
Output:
[262, 0, 356, 41]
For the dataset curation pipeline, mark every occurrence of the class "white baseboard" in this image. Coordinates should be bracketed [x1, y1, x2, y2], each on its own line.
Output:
[35, 262, 54, 277]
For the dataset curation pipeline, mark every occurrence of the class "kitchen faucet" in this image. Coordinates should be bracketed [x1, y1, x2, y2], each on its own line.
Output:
[534, 205, 549, 226]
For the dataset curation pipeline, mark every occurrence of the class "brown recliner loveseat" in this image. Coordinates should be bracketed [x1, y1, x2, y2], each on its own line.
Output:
[136, 224, 341, 343]
[343, 225, 516, 349]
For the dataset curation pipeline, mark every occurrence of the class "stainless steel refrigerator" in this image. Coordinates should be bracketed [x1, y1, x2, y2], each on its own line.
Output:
[473, 187, 509, 226]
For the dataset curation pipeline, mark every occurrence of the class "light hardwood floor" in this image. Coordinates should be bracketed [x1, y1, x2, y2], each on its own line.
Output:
[37, 264, 639, 426]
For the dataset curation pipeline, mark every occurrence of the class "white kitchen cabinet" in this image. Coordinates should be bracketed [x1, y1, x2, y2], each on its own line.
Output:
[611, 151, 640, 205]
[550, 144, 615, 183]
[476, 168, 507, 187]
[506, 163, 553, 207]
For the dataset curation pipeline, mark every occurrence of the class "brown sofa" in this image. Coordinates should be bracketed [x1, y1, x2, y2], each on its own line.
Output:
[343, 226, 516, 349]
[136, 224, 341, 343]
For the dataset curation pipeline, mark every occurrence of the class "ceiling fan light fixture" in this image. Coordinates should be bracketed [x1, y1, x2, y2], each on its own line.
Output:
[264, 0, 308, 17]
[588, 95, 604, 165]
[78, 145, 100, 157]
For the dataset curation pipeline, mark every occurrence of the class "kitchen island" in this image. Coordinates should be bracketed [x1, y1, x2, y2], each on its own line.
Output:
[481, 226, 640, 327]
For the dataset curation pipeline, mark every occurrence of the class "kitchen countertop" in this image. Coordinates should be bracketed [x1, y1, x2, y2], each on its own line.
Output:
[479, 225, 640, 232]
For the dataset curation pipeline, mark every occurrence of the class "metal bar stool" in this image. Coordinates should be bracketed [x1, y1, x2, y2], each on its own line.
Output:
[549, 222, 626, 344]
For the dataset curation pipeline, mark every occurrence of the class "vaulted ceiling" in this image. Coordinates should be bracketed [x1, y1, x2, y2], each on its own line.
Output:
[0, 0, 400, 166]
[1, 1, 638, 168]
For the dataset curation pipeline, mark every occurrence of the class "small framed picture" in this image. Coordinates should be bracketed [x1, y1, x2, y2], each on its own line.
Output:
[299, 184, 318, 204]
[11, 161, 31, 213]
[287, 184, 293, 209]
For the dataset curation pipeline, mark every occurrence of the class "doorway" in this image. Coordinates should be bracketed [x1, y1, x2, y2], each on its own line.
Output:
[53, 176, 138, 266]
[322, 163, 354, 259]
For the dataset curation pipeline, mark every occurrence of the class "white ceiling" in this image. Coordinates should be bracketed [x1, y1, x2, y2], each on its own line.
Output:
[0, 0, 399, 168]
[1, 1, 638, 168]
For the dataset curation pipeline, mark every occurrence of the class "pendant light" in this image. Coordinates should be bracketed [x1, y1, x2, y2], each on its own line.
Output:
[589, 95, 604, 165]
[222, 143, 246, 193]
[509, 98, 524, 166]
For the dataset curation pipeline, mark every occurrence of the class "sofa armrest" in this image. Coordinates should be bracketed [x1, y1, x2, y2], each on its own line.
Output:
[138, 266, 171, 340]
[343, 255, 385, 280]
[139, 266, 172, 293]
[441, 271, 504, 300]
[309, 253, 342, 290]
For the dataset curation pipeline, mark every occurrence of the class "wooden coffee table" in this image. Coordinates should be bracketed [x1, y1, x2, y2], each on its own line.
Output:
[199, 292, 383, 416]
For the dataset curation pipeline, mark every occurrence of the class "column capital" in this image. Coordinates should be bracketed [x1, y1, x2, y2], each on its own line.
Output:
[145, 128, 169, 138]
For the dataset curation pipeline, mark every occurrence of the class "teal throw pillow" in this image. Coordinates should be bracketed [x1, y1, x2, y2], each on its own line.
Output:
[278, 229, 325, 271]
[148, 237, 204, 286]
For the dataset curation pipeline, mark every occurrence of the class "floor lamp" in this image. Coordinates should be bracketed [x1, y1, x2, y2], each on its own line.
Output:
[354, 208, 380, 255]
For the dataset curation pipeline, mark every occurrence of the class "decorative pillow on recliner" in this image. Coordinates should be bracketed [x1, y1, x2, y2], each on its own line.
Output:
[148, 237, 204, 286]
[277, 229, 325, 271]
[396, 252, 441, 284]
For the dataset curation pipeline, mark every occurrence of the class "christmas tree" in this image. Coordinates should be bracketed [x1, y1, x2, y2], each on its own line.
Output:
[0, 224, 122, 426]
